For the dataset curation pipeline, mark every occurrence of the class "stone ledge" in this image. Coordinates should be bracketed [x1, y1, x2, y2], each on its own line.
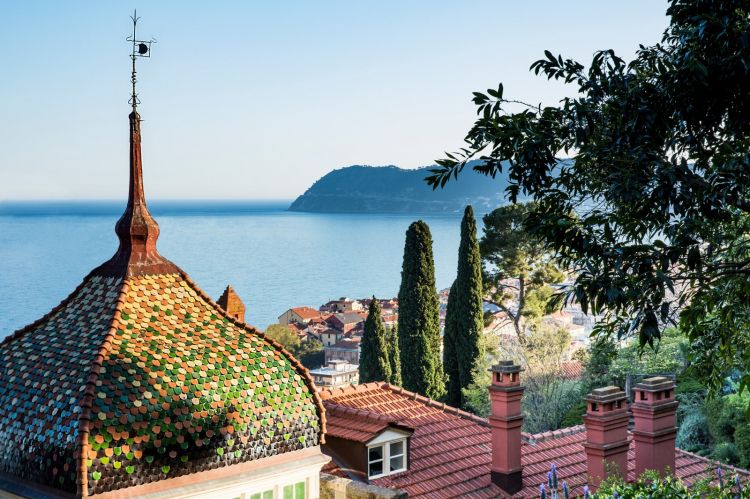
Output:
[320, 473, 407, 499]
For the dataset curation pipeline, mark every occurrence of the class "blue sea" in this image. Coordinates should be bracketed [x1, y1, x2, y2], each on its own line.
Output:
[0, 201, 475, 335]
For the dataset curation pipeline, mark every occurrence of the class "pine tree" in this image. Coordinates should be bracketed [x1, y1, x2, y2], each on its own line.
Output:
[387, 323, 402, 386]
[359, 297, 391, 383]
[454, 205, 485, 405]
[397, 221, 445, 399]
[443, 280, 461, 406]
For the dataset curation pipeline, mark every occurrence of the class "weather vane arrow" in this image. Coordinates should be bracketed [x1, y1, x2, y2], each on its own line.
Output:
[126, 10, 157, 111]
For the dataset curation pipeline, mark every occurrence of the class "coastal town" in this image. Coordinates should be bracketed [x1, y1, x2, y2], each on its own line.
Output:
[264, 283, 594, 390]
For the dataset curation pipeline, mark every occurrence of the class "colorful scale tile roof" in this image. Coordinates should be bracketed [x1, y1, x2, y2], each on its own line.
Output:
[0, 108, 324, 497]
[320, 382, 748, 498]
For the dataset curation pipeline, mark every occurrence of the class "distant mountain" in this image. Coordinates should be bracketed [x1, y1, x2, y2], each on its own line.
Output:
[289, 162, 508, 214]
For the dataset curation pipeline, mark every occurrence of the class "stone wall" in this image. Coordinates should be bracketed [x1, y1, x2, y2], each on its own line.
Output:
[320, 473, 407, 499]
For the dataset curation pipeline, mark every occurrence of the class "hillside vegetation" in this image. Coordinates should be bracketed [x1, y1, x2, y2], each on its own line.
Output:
[289, 162, 507, 214]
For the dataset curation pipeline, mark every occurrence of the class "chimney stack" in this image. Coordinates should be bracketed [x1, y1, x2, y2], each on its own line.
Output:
[217, 285, 246, 323]
[488, 361, 524, 494]
[632, 376, 678, 477]
[583, 386, 629, 489]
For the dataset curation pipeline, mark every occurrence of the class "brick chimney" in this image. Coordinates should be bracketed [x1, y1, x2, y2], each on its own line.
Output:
[217, 285, 246, 322]
[632, 376, 678, 477]
[583, 386, 629, 489]
[488, 360, 524, 494]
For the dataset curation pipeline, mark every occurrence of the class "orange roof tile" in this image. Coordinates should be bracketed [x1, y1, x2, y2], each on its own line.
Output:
[325, 402, 412, 443]
[560, 361, 583, 380]
[290, 307, 322, 320]
[319, 383, 747, 498]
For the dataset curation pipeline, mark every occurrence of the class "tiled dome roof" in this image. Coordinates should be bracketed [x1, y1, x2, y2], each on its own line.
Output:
[0, 269, 324, 496]
[0, 107, 324, 496]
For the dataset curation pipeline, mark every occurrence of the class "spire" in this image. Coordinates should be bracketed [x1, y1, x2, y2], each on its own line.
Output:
[95, 13, 175, 277]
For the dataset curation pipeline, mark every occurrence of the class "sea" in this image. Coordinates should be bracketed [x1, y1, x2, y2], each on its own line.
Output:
[0, 201, 479, 336]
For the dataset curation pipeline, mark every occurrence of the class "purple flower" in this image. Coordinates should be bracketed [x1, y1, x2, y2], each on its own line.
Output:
[539, 484, 547, 499]
[583, 485, 591, 499]
[562, 481, 569, 499]
[550, 463, 558, 489]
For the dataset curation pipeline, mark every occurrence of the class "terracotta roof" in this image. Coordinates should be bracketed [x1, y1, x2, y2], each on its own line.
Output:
[324, 402, 412, 443]
[559, 361, 583, 380]
[319, 383, 746, 498]
[289, 307, 322, 320]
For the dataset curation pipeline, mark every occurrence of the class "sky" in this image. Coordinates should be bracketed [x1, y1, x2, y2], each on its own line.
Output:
[0, 1, 670, 201]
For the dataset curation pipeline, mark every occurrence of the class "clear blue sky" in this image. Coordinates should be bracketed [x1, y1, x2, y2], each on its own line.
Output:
[0, 1, 669, 201]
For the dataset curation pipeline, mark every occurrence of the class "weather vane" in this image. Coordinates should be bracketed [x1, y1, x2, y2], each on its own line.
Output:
[127, 10, 156, 111]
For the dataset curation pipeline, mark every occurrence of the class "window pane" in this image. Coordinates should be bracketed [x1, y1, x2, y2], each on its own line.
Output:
[284, 484, 293, 499]
[250, 495, 261, 499]
[368, 445, 383, 461]
[390, 455, 404, 472]
[390, 440, 404, 456]
[295, 481, 305, 499]
[369, 459, 383, 477]
[263, 492, 273, 499]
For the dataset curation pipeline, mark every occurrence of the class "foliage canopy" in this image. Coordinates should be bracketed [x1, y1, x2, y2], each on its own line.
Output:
[480, 202, 564, 340]
[427, 0, 750, 392]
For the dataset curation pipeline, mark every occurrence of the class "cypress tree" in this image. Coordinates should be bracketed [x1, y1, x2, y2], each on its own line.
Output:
[360, 297, 391, 383]
[443, 280, 461, 406]
[454, 205, 485, 404]
[387, 323, 402, 386]
[397, 221, 445, 399]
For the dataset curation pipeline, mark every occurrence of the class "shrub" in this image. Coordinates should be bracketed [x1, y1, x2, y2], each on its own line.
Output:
[706, 395, 747, 445]
[735, 423, 750, 469]
[713, 442, 739, 465]
[538, 465, 747, 498]
[676, 411, 711, 454]
[559, 399, 586, 428]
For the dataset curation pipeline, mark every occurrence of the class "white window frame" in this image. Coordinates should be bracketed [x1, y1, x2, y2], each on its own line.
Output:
[367, 437, 408, 479]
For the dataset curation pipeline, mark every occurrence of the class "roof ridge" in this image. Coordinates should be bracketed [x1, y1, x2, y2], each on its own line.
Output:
[382, 384, 490, 427]
[676, 447, 750, 477]
[177, 271, 328, 443]
[76, 278, 131, 497]
[318, 381, 388, 400]
[524, 424, 587, 444]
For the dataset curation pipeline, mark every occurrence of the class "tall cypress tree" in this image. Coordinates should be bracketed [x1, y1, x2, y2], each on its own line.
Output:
[454, 205, 485, 403]
[360, 297, 391, 383]
[387, 324, 402, 386]
[397, 221, 445, 399]
[443, 280, 461, 406]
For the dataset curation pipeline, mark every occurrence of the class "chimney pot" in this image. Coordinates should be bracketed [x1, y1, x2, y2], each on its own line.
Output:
[632, 376, 678, 477]
[488, 361, 524, 494]
[583, 386, 630, 489]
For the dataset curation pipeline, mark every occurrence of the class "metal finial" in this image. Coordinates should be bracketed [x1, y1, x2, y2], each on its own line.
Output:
[126, 10, 156, 111]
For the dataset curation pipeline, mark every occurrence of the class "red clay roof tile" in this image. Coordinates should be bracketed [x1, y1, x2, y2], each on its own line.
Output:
[320, 383, 748, 498]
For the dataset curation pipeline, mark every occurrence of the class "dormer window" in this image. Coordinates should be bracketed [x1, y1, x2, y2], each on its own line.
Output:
[368, 438, 408, 479]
